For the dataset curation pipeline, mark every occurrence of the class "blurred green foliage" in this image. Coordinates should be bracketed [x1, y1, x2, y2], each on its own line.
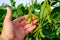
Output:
[0, 0, 60, 40]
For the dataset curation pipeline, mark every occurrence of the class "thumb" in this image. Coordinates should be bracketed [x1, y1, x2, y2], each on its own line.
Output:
[5, 7, 12, 21]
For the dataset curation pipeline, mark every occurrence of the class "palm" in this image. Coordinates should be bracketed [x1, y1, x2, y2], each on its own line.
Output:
[12, 16, 29, 40]
[13, 16, 37, 40]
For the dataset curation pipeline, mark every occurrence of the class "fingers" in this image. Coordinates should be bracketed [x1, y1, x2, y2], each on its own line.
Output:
[24, 17, 37, 35]
[25, 25, 36, 34]
[24, 24, 32, 29]
[19, 17, 38, 27]
[32, 17, 36, 21]
[13, 15, 27, 22]
[19, 18, 30, 27]
[5, 7, 12, 21]
[32, 19, 38, 25]
[19, 18, 37, 27]
[32, 17, 38, 25]
[19, 21, 27, 27]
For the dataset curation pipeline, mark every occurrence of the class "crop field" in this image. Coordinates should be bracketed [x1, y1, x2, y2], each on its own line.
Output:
[0, 0, 60, 40]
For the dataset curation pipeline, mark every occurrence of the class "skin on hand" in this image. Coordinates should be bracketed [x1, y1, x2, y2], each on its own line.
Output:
[0, 7, 38, 40]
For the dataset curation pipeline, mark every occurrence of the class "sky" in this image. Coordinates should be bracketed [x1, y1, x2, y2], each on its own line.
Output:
[0, 0, 43, 7]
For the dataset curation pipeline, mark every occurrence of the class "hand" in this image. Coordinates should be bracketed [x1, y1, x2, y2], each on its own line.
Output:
[1, 7, 37, 40]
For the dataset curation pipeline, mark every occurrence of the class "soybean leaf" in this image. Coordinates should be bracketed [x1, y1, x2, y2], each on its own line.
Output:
[51, 7, 60, 21]
[10, 0, 16, 7]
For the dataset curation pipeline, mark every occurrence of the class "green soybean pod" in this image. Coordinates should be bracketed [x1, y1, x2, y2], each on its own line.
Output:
[39, 29, 45, 38]
[40, 0, 47, 21]
[36, 36, 39, 40]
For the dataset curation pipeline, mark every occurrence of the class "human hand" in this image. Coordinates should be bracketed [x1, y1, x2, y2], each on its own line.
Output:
[1, 7, 37, 40]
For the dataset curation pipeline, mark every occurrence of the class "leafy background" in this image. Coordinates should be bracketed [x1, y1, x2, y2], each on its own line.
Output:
[0, 0, 60, 40]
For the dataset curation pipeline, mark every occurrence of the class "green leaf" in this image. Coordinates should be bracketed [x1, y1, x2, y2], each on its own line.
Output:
[51, 7, 60, 21]
[10, 0, 16, 7]
[17, 4, 24, 16]
[32, 1, 41, 10]
[56, 27, 60, 35]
